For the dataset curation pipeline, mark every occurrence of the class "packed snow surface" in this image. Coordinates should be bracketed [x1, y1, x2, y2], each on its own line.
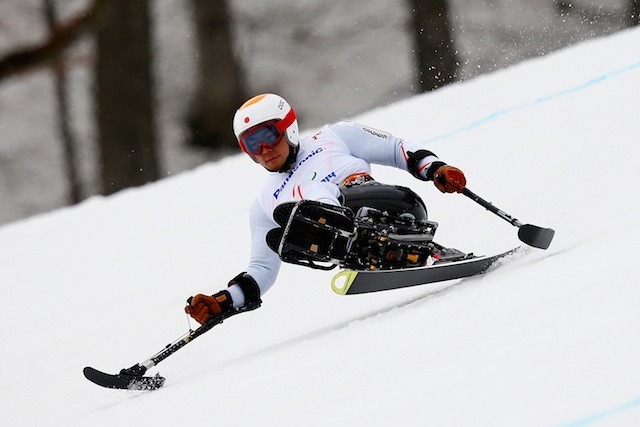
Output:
[1, 28, 640, 426]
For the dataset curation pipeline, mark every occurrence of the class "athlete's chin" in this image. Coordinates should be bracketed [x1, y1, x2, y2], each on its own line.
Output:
[261, 159, 285, 172]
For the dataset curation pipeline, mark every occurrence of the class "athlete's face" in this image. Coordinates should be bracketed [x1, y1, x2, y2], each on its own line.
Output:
[253, 137, 290, 172]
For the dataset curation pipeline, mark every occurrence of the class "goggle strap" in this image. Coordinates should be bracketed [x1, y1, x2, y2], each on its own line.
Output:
[276, 108, 297, 133]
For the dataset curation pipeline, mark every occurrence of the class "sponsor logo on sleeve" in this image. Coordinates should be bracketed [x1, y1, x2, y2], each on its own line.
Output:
[362, 127, 388, 140]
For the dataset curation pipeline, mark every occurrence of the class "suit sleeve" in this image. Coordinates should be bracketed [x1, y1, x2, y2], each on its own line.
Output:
[245, 198, 282, 296]
[327, 121, 443, 179]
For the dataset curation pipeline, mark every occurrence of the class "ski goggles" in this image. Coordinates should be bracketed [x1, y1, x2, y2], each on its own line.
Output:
[238, 108, 297, 155]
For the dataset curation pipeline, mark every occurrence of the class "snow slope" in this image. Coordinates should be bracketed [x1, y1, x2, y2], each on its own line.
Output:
[1, 28, 640, 426]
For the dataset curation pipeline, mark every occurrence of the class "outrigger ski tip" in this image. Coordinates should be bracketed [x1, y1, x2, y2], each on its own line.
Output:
[462, 188, 555, 250]
[518, 224, 555, 250]
[83, 302, 256, 391]
[83, 366, 165, 391]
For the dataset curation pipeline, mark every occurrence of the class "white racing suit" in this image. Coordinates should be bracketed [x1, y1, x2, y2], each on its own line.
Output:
[228, 121, 443, 307]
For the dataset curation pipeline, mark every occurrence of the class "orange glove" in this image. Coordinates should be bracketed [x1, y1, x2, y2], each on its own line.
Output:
[185, 291, 233, 325]
[433, 165, 466, 193]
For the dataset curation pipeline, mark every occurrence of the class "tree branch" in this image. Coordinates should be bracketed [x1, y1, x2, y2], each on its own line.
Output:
[0, 0, 107, 82]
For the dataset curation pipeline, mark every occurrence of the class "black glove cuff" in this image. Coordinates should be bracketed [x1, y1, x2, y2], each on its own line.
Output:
[406, 150, 444, 181]
[228, 272, 262, 310]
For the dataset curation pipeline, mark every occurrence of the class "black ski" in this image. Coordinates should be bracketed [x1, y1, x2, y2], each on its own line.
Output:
[331, 247, 519, 295]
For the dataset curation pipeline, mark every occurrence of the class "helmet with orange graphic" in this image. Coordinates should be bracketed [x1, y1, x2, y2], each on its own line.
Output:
[233, 93, 300, 156]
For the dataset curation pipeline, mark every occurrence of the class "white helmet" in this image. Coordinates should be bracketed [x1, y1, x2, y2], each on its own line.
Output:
[232, 93, 300, 153]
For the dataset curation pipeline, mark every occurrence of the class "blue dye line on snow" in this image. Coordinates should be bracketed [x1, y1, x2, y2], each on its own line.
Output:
[423, 60, 640, 144]
[559, 395, 640, 427]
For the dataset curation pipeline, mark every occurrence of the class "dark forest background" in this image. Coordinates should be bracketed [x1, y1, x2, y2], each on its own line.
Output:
[0, 0, 637, 224]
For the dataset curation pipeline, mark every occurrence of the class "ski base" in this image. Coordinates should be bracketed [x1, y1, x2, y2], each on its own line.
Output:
[331, 247, 519, 295]
[83, 366, 165, 391]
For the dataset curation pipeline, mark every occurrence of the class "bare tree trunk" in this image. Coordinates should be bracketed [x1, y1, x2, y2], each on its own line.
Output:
[43, 0, 83, 205]
[629, 0, 640, 26]
[188, 0, 246, 149]
[95, 0, 160, 195]
[407, 0, 459, 92]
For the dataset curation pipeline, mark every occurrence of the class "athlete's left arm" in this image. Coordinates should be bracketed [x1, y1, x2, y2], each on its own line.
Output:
[328, 121, 445, 181]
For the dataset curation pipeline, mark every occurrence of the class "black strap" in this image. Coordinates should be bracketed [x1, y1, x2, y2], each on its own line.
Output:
[406, 150, 445, 181]
[228, 272, 262, 310]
